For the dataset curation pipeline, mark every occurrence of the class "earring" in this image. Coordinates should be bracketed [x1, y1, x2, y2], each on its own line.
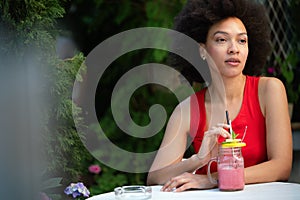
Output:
[201, 55, 206, 60]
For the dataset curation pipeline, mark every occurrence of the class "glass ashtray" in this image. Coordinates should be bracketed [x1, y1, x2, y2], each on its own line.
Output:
[114, 185, 152, 199]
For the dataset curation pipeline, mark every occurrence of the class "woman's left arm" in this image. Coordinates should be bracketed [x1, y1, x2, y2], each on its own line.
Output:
[245, 77, 293, 183]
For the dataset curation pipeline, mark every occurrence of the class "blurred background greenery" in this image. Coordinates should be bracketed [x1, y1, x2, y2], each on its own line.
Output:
[1, 0, 188, 199]
[1, 0, 299, 199]
[55, 1, 189, 198]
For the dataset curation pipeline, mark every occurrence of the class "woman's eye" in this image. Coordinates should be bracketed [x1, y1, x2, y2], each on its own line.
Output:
[216, 38, 226, 43]
[239, 39, 247, 44]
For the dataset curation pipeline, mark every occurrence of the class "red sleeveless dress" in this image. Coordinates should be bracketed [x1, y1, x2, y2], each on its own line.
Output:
[190, 76, 267, 174]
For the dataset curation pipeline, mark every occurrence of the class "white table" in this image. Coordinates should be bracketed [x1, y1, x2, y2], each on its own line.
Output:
[87, 182, 300, 200]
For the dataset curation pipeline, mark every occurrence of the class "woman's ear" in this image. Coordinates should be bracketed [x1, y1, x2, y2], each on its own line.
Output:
[199, 43, 206, 60]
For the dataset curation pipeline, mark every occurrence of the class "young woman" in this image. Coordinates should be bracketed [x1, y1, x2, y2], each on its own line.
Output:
[147, 0, 292, 192]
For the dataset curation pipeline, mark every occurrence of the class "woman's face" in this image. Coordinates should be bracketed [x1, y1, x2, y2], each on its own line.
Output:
[202, 17, 248, 78]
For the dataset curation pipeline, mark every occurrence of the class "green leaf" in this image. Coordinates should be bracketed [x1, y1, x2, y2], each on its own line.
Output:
[232, 131, 239, 139]
[114, 1, 131, 25]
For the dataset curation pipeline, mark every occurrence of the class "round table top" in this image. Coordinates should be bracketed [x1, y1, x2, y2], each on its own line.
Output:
[87, 182, 300, 200]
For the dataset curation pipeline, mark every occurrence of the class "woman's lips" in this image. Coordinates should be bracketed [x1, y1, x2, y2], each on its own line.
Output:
[225, 58, 240, 66]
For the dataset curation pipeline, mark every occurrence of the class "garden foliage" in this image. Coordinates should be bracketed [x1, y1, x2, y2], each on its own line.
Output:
[1, 0, 194, 199]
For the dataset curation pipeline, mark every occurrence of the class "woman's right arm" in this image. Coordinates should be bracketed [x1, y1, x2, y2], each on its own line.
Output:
[147, 97, 205, 185]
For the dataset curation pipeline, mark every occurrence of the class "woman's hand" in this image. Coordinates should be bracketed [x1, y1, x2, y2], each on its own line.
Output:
[160, 124, 230, 192]
[197, 123, 231, 160]
[156, 123, 230, 192]
[161, 172, 216, 192]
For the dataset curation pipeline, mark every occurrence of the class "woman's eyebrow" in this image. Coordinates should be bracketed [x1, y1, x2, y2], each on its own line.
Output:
[213, 31, 248, 36]
[213, 31, 229, 36]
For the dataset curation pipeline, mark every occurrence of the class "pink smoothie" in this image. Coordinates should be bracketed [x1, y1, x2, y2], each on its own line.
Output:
[218, 167, 244, 191]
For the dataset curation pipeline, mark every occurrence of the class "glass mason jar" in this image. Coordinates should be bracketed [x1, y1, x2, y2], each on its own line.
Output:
[208, 143, 245, 191]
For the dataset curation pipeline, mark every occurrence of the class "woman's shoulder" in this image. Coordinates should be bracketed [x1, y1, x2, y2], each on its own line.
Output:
[172, 87, 207, 121]
[190, 87, 207, 99]
[258, 76, 286, 93]
[172, 96, 191, 117]
[258, 77, 287, 111]
[254, 77, 286, 116]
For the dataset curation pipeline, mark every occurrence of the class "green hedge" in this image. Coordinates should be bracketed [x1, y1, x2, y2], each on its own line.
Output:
[1, 0, 192, 199]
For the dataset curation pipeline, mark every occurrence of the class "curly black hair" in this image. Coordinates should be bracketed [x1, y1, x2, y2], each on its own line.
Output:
[170, 0, 272, 83]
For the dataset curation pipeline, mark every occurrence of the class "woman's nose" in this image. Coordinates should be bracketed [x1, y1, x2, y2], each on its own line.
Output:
[228, 42, 239, 54]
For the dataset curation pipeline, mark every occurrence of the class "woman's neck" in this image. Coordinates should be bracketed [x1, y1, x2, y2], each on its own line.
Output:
[223, 75, 246, 102]
[206, 74, 246, 108]
[205, 74, 246, 124]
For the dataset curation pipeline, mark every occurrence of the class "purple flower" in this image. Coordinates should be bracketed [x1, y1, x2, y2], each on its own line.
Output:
[267, 67, 275, 74]
[88, 164, 101, 174]
[64, 182, 90, 198]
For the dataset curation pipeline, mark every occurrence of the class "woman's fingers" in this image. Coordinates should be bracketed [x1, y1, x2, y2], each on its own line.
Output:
[175, 182, 194, 192]
[161, 173, 196, 192]
[216, 123, 231, 129]
[161, 176, 182, 192]
[218, 128, 231, 138]
[161, 173, 185, 192]
[205, 124, 231, 138]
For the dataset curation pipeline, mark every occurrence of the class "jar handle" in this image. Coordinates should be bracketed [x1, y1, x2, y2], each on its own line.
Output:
[207, 157, 218, 184]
